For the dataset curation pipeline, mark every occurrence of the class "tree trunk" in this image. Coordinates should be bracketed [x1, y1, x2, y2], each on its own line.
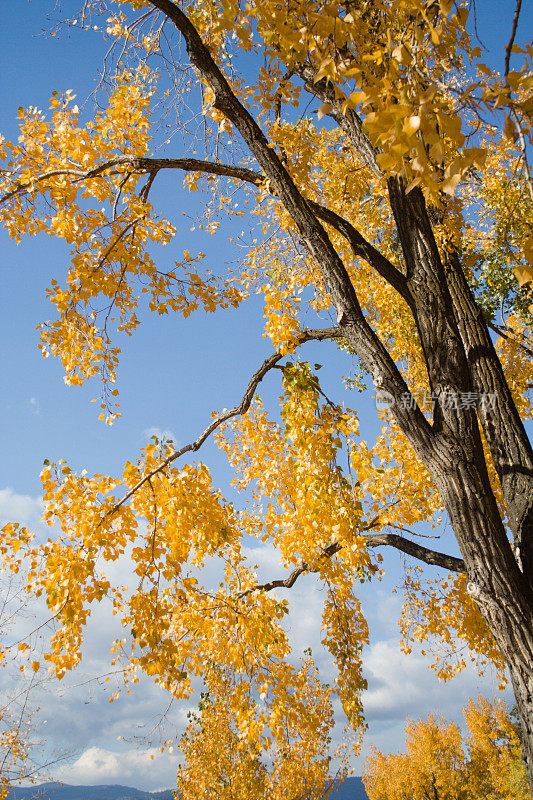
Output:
[443, 247, 533, 586]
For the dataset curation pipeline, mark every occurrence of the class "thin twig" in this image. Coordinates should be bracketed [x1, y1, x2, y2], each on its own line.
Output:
[489, 321, 533, 359]
[504, 0, 522, 81]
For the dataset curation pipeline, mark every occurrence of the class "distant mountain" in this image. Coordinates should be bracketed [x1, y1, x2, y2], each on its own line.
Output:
[331, 777, 369, 800]
[7, 785, 174, 800]
[8, 777, 368, 800]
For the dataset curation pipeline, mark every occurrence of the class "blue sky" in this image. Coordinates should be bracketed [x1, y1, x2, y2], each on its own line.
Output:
[1, 0, 531, 790]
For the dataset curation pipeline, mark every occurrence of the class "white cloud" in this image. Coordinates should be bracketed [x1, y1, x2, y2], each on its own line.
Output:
[0, 486, 44, 529]
[28, 396, 40, 415]
[55, 747, 179, 791]
[243, 543, 284, 576]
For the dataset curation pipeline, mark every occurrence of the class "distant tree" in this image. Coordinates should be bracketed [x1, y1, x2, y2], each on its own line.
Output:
[363, 697, 531, 800]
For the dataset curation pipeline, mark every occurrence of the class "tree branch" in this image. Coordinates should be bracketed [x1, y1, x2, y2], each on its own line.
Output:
[2, 154, 411, 305]
[0, 96, 412, 309]
[504, 0, 522, 81]
[134, 159, 411, 306]
[240, 528, 464, 598]
[502, 0, 533, 204]
[364, 532, 465, 572]
[103, 327, 339, 519]
[0, 156, 263, 206]
[292, 61, 382, 178]
[489, 321, 533, 360]
[310, 202, 413, 310]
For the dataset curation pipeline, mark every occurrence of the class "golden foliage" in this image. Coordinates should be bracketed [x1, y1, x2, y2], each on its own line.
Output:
[176, 657, 351, 800]
[363, 697, 530, 800]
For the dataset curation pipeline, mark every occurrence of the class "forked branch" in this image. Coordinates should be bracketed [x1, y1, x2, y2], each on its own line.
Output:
[148, 0, 435, 454]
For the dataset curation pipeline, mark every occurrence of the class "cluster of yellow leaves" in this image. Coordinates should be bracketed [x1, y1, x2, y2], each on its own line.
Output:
[363, 696, 530, 800]
[2, 403, 365, 760]
[351, 422, 443, 530]
[0, 354, 503, 741]
[25, 444, 287, 688]
[175, 0, 532, 202]
[399, 568, 507, 684]
[0, 69, 243, 419]
[215, 364, 378, 727]
[460, 130, 533, 319]
[0, 524, 33, 573]
[177, 658, 352, 800]
[0, 363, 376, 739]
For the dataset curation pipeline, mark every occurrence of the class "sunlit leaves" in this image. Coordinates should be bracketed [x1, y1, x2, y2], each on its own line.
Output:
[399, 569, 507, 684]
[177, 659, 350, 800]
[0, 70, 243, 419]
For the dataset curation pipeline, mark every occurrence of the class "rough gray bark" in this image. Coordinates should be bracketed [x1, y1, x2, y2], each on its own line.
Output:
[144, 0, 533, 788]
[443, 247, 533, 586]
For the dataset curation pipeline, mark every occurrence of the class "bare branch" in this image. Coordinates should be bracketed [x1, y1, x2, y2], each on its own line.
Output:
[246, 562, 310, 595]
[239, 527, 464, 599]
[0, 157, 262, 206]
[136, 163, 411, 305]
[136, 159, 410, 305]
[364, 532, 465, 573]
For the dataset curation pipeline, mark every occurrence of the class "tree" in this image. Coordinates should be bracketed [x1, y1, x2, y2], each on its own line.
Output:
[362, 696, 531, 800]
[0, 0, 532, 791]
[0, 583, 33, 800]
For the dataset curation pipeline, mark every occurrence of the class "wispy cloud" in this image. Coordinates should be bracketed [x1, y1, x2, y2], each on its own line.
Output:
[28, 396, 40, 415]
